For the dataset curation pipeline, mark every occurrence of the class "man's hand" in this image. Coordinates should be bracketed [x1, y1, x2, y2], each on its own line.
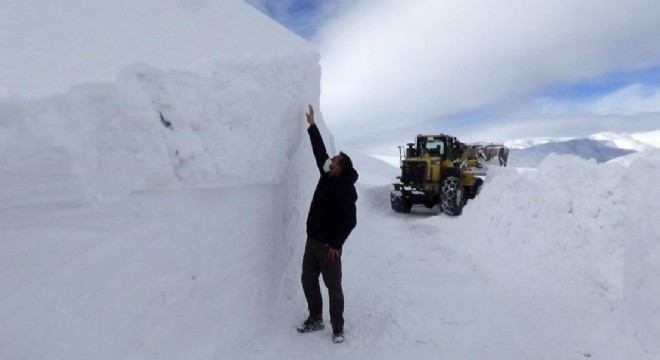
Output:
[328, 247, 341, 261]
[306, 104, 315, 125]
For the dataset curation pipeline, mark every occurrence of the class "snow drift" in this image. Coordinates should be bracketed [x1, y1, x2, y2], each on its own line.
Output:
[441, 151, 660, 358]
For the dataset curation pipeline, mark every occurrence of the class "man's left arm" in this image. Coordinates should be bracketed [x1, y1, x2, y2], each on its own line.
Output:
[329, 198, 357, 252]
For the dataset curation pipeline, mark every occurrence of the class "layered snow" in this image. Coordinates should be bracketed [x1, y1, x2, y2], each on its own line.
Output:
[0, 1, 325, 358]
[0, 0, 321, 205]
[0, 56, 320, 205]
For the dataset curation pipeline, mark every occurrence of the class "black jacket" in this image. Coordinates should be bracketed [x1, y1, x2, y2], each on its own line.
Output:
[306, 124, 358, 250]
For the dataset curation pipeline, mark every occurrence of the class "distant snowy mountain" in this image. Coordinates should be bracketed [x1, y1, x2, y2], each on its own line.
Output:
[505, 136, 576, 149]
[371, 129, 660, 169]
[508, 139, 636, 168]
[505, 128, 659, 167]
[505, 129, 660, 151]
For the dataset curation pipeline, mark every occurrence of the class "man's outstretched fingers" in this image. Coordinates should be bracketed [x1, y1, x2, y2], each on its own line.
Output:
[306, 104, 315, 125]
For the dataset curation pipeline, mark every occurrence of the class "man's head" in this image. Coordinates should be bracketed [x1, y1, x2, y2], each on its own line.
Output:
[328, 152, 354, 177]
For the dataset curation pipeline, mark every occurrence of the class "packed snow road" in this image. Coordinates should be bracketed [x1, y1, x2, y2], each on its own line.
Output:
[0, 183, 531, 359]
[237, 186, 534, 359]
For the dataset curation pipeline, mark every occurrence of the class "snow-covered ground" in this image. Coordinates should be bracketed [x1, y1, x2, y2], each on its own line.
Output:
[2, 1, 660, 359]
[3, 132, 660, 359]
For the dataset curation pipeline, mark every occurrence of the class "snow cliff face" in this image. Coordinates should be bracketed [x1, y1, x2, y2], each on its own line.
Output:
[1, 2, 326, 359]
[0, 0, 321, 204]
[1, 56, 320, 203]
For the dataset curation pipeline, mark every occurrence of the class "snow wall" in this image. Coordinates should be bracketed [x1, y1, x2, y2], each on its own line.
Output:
[448, 151, 660, 357]
[0, 53, 321, 202]
[0, 55, 330, 358]
[0, 1, 337, 358]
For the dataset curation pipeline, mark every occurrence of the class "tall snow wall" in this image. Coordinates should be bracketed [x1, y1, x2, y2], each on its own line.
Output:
[0, 1, 331, 358]
[1, 55, 320, 203]
[0, 0, 323, 203]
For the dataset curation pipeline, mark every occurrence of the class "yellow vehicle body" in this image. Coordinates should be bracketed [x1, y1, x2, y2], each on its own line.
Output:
[390, 134, 483, 215]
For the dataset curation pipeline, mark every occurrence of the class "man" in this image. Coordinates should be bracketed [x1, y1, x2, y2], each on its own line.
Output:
[296, 104, 358, 344]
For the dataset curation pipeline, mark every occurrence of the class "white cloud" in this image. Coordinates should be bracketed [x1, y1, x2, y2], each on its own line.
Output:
[442, 109, 660, 159]
[314, 0, 660, 148]
[586, 84, 660, 116]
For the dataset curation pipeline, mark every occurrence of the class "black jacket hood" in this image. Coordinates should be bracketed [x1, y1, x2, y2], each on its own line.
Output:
[342, 166, 359, 185]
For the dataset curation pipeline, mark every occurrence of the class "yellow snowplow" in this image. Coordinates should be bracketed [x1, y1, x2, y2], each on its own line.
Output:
[390, 134, 506, 215]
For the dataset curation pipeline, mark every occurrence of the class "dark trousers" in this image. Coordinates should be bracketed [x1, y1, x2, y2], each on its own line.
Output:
[301, 237, 344, 331]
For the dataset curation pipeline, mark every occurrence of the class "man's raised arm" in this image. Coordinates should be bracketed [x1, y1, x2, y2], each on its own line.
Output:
[306, 105, 329, 174]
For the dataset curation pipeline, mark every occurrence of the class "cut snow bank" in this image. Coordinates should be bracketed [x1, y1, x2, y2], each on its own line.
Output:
[441, 151, 660, 357]
[0, 1, 328, 358]
[0, 54, 320, 204]
[0, 52, 330, 358]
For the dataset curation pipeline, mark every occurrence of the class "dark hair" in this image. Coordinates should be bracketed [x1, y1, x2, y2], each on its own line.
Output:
[338, 151, 353, 171]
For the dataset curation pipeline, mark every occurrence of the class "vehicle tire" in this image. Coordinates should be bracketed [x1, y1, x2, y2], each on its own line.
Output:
[467, 177, 484, 200]
[440, 176, 464, 216]
[392, 196, 412, 213]
[391, 197, 402, 213]
[402, 200, 412, 213]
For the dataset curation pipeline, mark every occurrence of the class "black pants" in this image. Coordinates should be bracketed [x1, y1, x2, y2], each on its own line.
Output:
[301, 237, 344, 331]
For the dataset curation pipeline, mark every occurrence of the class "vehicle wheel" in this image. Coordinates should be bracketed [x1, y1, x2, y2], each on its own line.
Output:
[391, 197, 402, 213]
[392, 196, 411, 213]
[467, 177, 484, 200]
[440, 176, 464, 216]
[402, 200, 412, 213]
[474, 177, 484, 196]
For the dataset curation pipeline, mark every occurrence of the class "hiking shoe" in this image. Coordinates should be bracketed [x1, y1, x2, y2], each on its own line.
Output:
[296, 317, 324, 333]
[332, 329, 345, 343]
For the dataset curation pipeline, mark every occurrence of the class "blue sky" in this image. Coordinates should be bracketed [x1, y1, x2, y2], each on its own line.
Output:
[540, 65, 660, 101]
[248, 0, 660, 155]
[245, 0, 333, 39]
